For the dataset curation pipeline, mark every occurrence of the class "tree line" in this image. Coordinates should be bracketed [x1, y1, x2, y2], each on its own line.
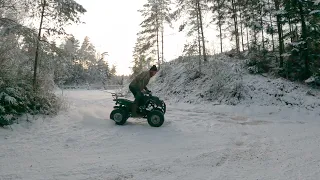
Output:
[55, 35, 117, 87]
[132, 0, 320, 83]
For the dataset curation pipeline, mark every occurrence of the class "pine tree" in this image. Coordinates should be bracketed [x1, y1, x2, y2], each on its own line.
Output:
[31, 0, 86, 91]
[229, 0, 240, 53]
[210, 0, 227, 53]
[159, 0, 173, 64]
[174, 0, 208, 72]
[136, 0, 172, 69]
[110, 65, 117, 77]
[137, 0, 161, 67]
[131, 37, 155, 76]
[79, 36, 96, 67]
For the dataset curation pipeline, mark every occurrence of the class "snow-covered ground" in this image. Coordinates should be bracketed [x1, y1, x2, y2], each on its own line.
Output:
[1, 89, 320, 180]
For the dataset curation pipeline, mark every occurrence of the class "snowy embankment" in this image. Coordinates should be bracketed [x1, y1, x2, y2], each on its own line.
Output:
[148, 54, 320, 114]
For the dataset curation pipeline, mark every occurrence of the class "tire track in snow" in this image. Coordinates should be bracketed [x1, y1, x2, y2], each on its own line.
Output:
[167, 105, 279, 179]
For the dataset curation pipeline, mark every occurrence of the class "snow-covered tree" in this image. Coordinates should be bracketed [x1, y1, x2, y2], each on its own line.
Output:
[173, 0, 208, 72]
[30, 0, 86, 91]
[135, 0, 172, 69]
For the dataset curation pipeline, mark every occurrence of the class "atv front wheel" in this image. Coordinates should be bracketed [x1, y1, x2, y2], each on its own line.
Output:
[110, 109, 128, 125]
[162, 101, 166, 114]
[147, 110, 164, 127]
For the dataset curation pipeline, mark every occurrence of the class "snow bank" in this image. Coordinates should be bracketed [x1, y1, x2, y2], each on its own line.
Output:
[147, 54, 320, 113]
[148, 54, 245, 105]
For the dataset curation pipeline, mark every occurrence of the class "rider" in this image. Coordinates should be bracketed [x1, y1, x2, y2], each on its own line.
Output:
[129, 65, 158, 117]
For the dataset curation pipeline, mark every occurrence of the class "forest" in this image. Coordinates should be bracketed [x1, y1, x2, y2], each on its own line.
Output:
[0, 0, 120, 125]
[132, 0, 320, 83]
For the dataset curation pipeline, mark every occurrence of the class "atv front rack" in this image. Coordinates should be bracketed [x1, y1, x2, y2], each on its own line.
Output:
[111, 92, 124, 100]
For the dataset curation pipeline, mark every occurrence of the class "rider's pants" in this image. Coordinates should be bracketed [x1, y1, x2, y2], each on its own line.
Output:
[129, 85, 143, 105]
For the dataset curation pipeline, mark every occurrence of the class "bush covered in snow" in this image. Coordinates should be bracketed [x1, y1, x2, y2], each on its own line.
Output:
[0, 77, 61, 126]
[244, 47, 320, 86]
[245, 50, 276, 75]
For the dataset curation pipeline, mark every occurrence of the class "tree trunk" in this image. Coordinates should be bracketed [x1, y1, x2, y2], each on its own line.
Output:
[161, 25, 164, 64]
[196, 0, 202, 72]
[246, 26, 250, 50]
[260, 4, 265, 49]
[288, 17, 293, 42]
[33, 0, 45, 91]
[219, 21, 223, 53]
[274, 0, 284, 68]
[155, 5, 160, 69]
[254, 30, 257, 48]
[161, 0, 164, 64]
[197, 0, 207, 62]
[294, 24, 298, 41]
[232, 0, 240, 53]
[253, 6, 258, 50]
[239, 8, 244, 51]
[217, 0, 223, 53]
[298, 1, 310, 78]
[268, 0, 275, 51]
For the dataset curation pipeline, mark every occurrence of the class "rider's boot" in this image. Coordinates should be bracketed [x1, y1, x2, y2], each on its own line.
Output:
[131, 103, 141, 117]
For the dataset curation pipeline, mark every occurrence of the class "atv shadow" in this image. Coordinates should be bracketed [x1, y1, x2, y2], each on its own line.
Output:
[118, 118, 171, 127]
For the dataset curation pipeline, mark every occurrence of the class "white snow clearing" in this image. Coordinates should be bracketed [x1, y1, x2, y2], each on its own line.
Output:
[1, 89, 320, 180]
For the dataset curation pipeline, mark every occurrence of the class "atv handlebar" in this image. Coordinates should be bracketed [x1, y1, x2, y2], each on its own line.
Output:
[143, 90, 152, 95]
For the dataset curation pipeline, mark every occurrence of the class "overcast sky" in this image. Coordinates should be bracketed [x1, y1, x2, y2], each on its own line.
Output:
[65, 0, 186, 75]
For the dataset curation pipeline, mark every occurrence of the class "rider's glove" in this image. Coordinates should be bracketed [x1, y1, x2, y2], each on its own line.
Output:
[144, 87, 150, 92]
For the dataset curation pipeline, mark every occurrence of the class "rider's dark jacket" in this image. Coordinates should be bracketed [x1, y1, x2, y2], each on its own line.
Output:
[129, 71, 151, 91]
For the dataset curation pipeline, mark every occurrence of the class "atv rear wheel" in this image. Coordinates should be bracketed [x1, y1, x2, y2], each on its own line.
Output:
[110, 109, 128, 125]
[147, 110, 164, 127]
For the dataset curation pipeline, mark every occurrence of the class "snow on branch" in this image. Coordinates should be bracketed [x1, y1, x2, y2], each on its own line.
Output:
[313, 0, 320, 5]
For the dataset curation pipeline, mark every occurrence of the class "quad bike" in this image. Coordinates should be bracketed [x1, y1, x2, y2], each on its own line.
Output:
[110, 91, 166, 127]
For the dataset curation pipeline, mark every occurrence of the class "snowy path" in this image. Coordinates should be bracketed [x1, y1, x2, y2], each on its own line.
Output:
[1, 90, 320, 180]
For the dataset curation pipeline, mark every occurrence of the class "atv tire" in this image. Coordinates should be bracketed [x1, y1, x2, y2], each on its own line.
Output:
[162, 102, 166, 114]
[147, 110, 164, 127]
[110, 109, 128, 125]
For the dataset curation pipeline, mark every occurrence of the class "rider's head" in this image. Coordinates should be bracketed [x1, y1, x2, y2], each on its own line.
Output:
[149, 65, 158, 77]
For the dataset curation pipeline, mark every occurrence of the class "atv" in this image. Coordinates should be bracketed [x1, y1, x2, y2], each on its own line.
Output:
[110, 91, 166, 127]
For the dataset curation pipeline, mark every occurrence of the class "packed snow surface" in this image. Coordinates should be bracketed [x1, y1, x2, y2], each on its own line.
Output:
[1, 89, 320, 180]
